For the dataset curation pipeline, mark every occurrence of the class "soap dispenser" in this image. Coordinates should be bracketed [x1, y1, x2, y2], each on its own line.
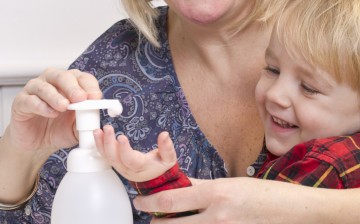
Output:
[51, 99, 133, 224]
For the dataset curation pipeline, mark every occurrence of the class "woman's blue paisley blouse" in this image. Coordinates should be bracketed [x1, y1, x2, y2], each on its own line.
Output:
[0, 7, 266, 224]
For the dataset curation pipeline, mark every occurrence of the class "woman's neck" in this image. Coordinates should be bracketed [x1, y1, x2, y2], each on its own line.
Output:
[167, 8, 272, 80]
[166, 1, 255, 45]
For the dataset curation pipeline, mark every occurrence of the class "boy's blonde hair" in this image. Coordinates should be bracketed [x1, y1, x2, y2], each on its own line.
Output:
[276, 0, 360, 92]
[121, 0, 289, 47]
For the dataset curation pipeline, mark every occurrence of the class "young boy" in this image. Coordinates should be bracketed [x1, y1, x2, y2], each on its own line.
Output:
[94, 0, 360, 215]
[254, 0, 360, 187]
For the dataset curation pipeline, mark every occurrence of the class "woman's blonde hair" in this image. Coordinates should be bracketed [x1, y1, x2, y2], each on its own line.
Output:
[121, 0, 289, 47]
[121, 0, 160, 47]
[276, 0, 360, 92]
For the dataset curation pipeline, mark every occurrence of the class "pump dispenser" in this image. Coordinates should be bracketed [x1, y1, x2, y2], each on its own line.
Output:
[51, 100, 133, 224]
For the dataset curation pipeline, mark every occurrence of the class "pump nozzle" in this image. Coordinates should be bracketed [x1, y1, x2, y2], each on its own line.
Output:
[67, 99, 122, 148]
[66, 99, 123, 172]
[67, 99, 123, 117]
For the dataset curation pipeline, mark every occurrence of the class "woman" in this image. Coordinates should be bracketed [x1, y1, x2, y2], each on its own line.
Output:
[1, 0, 357, 223]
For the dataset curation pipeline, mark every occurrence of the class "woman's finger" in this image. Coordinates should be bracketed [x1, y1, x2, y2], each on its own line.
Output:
[23, 78, 70, 112]
[12, 91, 61, 120]
[42, 68, 99, 103]
[76, 70, 103, 99]
[150, 212, 210, 224]
[133, 184, 210, 213]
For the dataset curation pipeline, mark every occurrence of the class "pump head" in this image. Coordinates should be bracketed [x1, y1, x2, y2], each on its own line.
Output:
[66, 99, 123, 172]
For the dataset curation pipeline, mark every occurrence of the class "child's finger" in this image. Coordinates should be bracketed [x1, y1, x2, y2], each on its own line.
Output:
[93, 128, 105, 156]
[117, 134, 148, 171]
[101, 126, 134, 176]
[157, 131, 177, 165]
[102, 125, 120, 164]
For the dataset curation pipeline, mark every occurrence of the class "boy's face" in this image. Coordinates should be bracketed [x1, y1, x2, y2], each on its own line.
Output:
[255, 31, 360, 156]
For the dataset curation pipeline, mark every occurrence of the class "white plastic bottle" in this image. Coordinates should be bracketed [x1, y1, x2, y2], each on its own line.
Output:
[51, 100, 133, 224]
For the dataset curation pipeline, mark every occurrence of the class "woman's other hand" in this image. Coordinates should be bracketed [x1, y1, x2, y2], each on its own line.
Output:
[132, 177, 322, 224]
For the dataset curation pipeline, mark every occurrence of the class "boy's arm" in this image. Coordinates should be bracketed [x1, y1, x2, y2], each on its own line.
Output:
[93, 125, 197, 217]
[130, 163, 191, 195]
[129, 163, 197, 218]
[258, 137, 360, 188]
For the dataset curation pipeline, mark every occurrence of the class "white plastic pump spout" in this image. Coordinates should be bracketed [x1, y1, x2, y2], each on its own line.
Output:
[51, 99, 133, 224]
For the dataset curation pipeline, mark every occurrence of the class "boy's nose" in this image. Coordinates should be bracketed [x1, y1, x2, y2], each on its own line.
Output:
[265, 79, 292, 109]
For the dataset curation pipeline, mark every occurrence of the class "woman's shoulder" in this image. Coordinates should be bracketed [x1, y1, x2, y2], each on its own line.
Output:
[87, 19, 139, 49]
[69, 6, 170, 70]
[88, 6, 169, 50]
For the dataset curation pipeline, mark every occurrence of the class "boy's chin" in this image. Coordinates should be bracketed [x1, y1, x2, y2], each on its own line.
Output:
[265, 140, 292, 157]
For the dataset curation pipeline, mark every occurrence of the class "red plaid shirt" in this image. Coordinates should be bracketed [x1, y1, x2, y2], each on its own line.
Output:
[257, 133, 360, 188]
[129, 163, 197, 217]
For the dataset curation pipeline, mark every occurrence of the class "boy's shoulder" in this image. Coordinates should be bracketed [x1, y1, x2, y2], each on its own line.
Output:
[306, 132, 360, 159]
[305, 133, 360, 177]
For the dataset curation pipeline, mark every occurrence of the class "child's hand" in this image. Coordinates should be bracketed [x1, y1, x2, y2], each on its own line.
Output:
[93, 125, 177, 182]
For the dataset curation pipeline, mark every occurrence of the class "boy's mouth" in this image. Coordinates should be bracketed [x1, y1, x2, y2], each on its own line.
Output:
[272, 116, 298, 129]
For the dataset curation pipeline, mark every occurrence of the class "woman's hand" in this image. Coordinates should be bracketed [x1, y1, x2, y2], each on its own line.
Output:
[6, 68, 102, 159]
[0, 68, 102, 203]
[132, 177, 331, 224]
[132, 178, 256, 224]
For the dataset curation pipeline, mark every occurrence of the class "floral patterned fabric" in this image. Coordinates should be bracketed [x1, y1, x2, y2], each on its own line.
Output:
[0, 7, 266, 224]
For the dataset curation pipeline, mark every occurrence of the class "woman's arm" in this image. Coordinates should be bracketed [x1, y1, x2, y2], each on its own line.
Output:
[133, 177, 360, 224]
[0, 135, 40, 205]
[0, 68, 102, 206]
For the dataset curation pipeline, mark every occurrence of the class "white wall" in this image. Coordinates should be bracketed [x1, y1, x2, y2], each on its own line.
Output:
[0, 86, 22, 134]
[0, 0, 127, 134]
[0, 0, 127, 77]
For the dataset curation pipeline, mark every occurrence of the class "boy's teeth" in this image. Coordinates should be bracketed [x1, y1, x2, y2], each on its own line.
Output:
[272, 117, 295, 128]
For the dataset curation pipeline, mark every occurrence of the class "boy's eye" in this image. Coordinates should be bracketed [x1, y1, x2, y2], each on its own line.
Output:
[264, 66, 280, 75]
[300, 83, 320, 95]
